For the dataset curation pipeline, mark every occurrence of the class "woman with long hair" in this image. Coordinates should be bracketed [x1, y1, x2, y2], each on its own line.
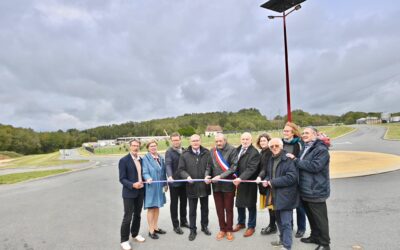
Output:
[282, 122, 307, 238]
[255, 133, 276, 235]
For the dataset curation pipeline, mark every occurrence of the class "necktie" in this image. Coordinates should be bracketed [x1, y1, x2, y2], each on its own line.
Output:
[133, 157, 142, 182]
[239, 147, 247, 158]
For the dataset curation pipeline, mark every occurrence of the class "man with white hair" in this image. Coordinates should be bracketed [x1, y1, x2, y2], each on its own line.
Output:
[205, 133, 238, 241]
[232, 132, 260, 237]
[262, 138, 299, 250]
[286, 127, 331, 250]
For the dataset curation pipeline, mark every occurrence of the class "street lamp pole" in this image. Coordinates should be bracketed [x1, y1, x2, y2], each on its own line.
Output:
[282, 11, 292, 122]
[261, 0, 305, 123]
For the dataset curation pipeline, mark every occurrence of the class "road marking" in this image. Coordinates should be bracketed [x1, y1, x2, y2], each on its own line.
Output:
[334, 141, 353, 145]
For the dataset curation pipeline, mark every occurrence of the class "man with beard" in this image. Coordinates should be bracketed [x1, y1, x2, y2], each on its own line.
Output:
[205, 133, 238, 241]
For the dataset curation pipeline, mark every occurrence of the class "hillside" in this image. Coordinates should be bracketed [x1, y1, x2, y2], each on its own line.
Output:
[1, 109, 398, 155]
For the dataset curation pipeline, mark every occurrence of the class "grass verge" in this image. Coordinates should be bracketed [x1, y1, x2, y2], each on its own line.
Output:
[0, 169, 71, 184]
[316, 126, 355, 139]
[382, 123, 400, 140]
[0, 151, 23, 160]
[0, 152, 88, 169]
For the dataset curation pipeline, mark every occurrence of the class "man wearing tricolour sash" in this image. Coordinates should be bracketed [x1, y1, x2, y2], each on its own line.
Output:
[205, 133, 238, 241]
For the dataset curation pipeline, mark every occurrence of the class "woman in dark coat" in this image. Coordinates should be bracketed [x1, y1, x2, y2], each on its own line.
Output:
[255, 133, 276, 235]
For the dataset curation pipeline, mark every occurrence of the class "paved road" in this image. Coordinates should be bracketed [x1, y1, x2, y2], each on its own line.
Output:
[1, 125, 400, 250]
[332, 125, 400, 155]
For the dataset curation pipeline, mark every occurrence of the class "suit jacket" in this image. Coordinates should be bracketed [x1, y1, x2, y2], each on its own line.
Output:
[119, 153, 144, 199]
[235, 144, 260, 207]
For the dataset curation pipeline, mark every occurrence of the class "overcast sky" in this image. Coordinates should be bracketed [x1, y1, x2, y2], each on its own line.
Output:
[1, 0, 399, 131]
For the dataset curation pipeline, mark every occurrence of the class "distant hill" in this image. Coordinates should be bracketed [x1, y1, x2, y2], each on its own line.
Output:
[0, 109, 398, 155]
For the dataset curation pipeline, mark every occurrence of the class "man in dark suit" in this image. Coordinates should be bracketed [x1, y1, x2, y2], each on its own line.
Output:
[165, 132, 189, 234]
[232, 132, 260, 237]
[178, 134, 212, 241]
[119, 139, 145, 250]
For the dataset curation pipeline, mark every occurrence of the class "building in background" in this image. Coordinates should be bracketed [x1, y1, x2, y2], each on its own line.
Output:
[205, 125, 223, 136]
[381, 113, 391, 123]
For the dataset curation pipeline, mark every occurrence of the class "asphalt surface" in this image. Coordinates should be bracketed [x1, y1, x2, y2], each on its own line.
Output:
[332, 125, 400, 155]
[1, 125, 399, 250]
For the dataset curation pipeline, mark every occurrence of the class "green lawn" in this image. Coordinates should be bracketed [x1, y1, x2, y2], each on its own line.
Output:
[0, 169, 71, 184]
[382, 123, 400, 140]
[0, 151, 23, 160]
[0, 152, 88, 169]
[316, 126, 355, 139]
[91, 126, 354, 155]
[77, 147, 93, 156]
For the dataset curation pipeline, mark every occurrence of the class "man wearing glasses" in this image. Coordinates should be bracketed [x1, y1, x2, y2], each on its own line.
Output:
[262, 138, 299, 250]
[119, 139, 146, 250]
[178, 134, 212, 241]
[286, 127, 331, 250]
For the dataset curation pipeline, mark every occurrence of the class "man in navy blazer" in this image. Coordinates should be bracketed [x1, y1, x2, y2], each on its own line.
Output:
[119, 139, 145, 250]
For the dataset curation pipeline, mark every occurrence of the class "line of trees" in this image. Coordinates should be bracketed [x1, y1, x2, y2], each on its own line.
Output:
[0, 109, 397, 155]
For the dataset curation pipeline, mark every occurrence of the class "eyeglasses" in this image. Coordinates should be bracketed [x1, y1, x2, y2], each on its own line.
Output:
[283, 130, 292, 133]
[269, 145, 280, 149]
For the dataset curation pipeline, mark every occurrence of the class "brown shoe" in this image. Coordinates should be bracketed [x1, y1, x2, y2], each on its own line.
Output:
[243, 228, 255, 237]
[226, 232, 234, 241]
[232, 224, 245, 232]
[216, 231, 225, 241]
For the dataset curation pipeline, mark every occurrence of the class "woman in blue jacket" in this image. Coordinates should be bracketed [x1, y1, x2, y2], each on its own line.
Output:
[142, 139, 167, 239]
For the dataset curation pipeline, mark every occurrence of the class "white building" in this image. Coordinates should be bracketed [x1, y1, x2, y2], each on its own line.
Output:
[205, 125, 223, 136]
[98, 140, 116, 147]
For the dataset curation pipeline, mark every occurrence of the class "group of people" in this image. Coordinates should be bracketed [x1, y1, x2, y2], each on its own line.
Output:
[118, 122, 331, 250]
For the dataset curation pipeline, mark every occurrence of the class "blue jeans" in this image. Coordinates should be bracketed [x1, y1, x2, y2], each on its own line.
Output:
[275, 209, 293, 250]
[237, 206, 256, 228]
[296, 202, 307, 231]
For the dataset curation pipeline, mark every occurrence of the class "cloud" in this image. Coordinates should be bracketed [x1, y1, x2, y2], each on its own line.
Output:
[0, 0, 399, 131]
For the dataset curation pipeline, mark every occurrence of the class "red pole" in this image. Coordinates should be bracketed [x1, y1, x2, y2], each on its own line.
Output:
[283, 12, 292, 122]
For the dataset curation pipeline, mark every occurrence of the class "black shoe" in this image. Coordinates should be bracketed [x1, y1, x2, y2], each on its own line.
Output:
[315, 245, 331, 250]
[174, 227, 184, 235]
[301, 236, 319, 244]
[188, 231, 197, 241]
[261, 225, 277, 235]
[148, 232, 159, 239]
[295, 230, 305, 238]
[154, 228, 166, 234]
[181, 222, 190, 229]
[201, 227, 211, 235]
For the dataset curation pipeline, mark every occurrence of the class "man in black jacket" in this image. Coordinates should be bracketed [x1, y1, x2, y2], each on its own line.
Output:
[178, 134, 212, 241]
[232, 132, 260, 237]
[262, 138, 299, 250]
[287, 127, 331, 250]
[118, 139, 146, 250]
[165, 132, 189, 234]
[205, 133, 237, 241]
